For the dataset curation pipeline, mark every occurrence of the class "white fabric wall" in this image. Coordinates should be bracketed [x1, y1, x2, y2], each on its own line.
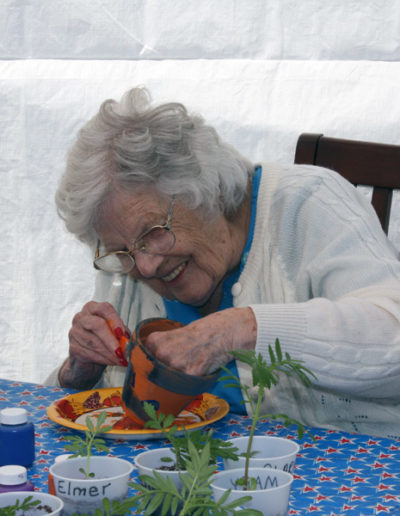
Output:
[2, 0, 400, 383]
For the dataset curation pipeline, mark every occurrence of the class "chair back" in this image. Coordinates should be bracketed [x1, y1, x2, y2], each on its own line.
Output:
[294, 133, 400, 234]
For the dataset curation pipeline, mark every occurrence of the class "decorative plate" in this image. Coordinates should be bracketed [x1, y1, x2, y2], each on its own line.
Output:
[47, 388, 229, 440]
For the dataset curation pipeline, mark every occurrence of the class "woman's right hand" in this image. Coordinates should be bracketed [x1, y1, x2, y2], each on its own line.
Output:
[58, 301, 129, 389]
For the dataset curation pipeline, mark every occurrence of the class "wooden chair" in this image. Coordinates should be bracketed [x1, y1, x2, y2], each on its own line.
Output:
[294, 133, 400, 234]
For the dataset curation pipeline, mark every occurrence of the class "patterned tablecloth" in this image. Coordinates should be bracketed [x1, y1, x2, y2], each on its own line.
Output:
[1, 378, 400, 515]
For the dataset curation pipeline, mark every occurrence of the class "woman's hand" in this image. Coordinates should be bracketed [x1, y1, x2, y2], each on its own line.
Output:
[143, 307, 257, 376]
[58, 301, 129, 389]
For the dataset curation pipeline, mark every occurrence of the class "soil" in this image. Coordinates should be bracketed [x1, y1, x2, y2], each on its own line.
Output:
[158, 464, 179, 471]
[19, 504, 53, 515]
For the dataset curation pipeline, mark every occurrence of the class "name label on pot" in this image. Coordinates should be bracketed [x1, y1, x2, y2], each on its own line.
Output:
[56, 480, 112, 498]
[263, 460, 295, 473]
[230, 475, 279, 490]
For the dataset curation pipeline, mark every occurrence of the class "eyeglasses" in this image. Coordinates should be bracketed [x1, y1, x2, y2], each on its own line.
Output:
[93, 196, 176, 273]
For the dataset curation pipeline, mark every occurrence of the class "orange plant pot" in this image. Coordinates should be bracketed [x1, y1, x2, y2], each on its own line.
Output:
[122, 318, 219, 427]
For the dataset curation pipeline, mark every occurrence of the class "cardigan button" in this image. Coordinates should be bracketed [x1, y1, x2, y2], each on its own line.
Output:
[231, 282, 242, 296]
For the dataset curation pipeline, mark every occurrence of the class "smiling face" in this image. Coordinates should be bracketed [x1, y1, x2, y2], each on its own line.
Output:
[96, 187, 249, 308]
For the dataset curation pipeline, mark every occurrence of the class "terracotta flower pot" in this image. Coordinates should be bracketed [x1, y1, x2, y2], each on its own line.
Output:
[122, 318, 219, 426]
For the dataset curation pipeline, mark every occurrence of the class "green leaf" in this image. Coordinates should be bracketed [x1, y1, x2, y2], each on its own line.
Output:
[163, 414, 175, 427]
[93, 444, 109, 453]
[96, 411, 107, 428]
[102, 497, 111, 512]
[145, 492, 164, 514]
[268, 344, 276, 364]
[275, 338, 283, 361]
[86, 416, 95, 434]
[160, 456, 174, 463]
[170, 496, 179, 515]
[160, 493, 172, 516]
[143, 401, 157, 420]
[99, 425, 114, 433]
[221, 382, 241, 389]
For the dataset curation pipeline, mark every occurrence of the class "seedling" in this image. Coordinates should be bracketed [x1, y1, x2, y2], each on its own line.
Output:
[129, 440, 262, 515]
[221, 338, 316, 489]
[143, 401, 239, 470]
[0, 496, 40, 516]
[63, 411, 113, 478]
[72, 496, 139, 516]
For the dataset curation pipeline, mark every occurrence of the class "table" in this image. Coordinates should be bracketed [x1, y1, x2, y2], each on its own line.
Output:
[1, 378, 400, 515]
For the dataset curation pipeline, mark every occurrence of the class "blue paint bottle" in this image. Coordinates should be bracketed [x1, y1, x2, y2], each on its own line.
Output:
[0, 408, 35, 467]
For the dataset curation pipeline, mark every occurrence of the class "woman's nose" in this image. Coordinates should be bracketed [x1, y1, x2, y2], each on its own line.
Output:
[134, 252, 165, 278]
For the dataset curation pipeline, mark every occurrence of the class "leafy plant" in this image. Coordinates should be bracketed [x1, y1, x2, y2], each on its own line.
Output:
[72, 496, 139, 516]
[0, 496, 41, 516]
[63, 411, 113, 478]
[143, 401, 239, 471]
[129, 439, 262, 515]
[221, 338, 317, 490]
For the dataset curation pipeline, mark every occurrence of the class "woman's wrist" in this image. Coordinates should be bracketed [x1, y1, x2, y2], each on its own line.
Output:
[58, 357, 105, 390]
[228, 306, 257, 352]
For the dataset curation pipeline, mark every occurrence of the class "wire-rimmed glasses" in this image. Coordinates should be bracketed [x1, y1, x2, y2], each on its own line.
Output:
[93, 196, 176, 273]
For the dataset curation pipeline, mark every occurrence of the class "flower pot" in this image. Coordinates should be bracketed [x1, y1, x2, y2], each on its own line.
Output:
[134, 447, 186, 516]
[122, 317, 220, 426]
[48, 456, 133, 516]
[0, 491, 63, 515]
[224, 436, 299, 474]
[134, 447, 186, 490]
[211, 467, 293, 516]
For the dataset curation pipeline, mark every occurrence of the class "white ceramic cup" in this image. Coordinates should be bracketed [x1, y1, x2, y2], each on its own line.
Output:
[49, 456, 133, 516]
[224, 435, 299, 474]
[211, 467, 293, 516]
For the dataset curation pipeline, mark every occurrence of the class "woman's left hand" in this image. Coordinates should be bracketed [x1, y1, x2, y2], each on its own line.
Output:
[143, 307, 257, 375]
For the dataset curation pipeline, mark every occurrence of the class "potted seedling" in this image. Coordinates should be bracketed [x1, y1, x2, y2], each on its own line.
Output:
[48, 411, 134, 516]
[130, 402, 263, 515]
[71, 496, 141, 516]
[0, 492, 64, 515]
[210, 339, 316, 515]
[130, 438, 262, 515]
[138, 401, 239, 471]
[133, 402, 240, 497]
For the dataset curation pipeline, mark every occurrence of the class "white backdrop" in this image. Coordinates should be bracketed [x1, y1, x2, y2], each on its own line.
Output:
[2, 0, 400, 383]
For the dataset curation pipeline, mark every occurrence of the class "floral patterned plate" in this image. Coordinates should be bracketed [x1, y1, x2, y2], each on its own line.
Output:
[46, 387, 229, 440]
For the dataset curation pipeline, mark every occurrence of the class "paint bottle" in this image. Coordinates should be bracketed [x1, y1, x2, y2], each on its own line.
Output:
[0, 407, 35, 467]
[0, 465, 35, 493]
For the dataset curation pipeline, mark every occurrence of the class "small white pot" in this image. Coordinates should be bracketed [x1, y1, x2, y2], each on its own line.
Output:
[135, 448, 188, 516]
[134, 447, 187, 490]
[49, 456, 133, 516]
[211, 467, 293, 516]
[224, 436, 299, 474]
[0, 491, 64, 515]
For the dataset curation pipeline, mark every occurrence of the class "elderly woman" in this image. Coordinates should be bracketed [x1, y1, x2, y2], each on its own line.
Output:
[47, 86, 400, 438]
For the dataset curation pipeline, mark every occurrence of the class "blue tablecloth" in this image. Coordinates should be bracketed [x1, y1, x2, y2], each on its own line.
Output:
[1, 378, 400, 515]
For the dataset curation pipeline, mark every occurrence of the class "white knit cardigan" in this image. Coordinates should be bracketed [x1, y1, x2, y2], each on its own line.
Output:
[48, 162, 400, 438]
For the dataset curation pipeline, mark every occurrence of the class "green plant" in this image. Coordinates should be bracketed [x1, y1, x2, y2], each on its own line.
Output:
[143, 401, 239, 471]
[72, 496, 139, 516]
[63, 411, 113, 478]
[0, 496, 40, 516]
[129, 439, 262, 515]
[221, 338, 316, 490]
